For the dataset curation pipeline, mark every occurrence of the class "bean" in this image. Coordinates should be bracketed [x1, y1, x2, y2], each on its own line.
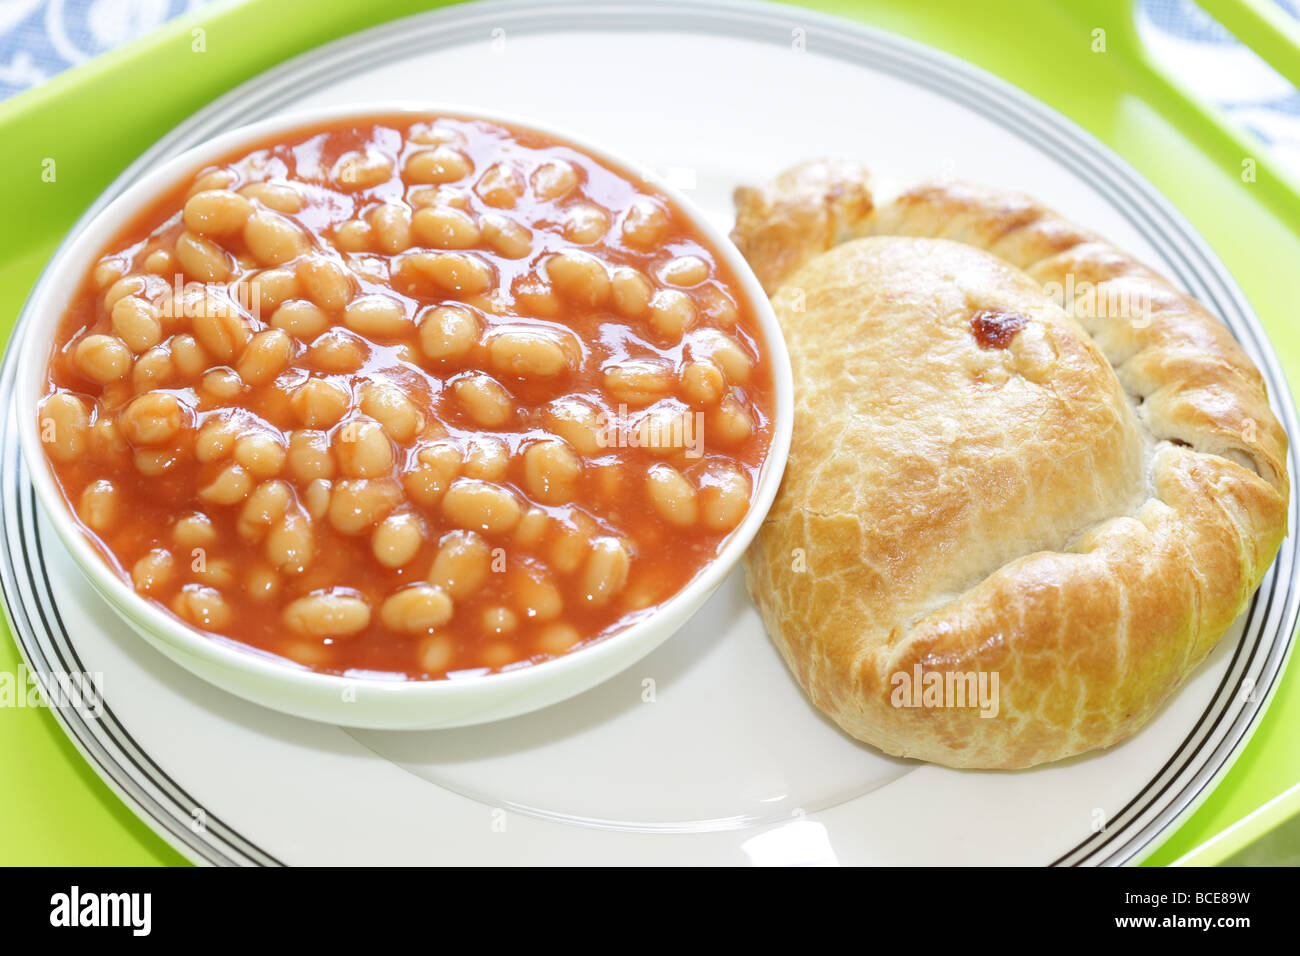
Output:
[372, 511, 424, 568]
[452, 374, 513, 427]
[245, 564, 281, 601]
[172, 512, 217, 549]
[290, 378, 350, 428]
[343, 295, 412, 338]
[257, 268, 301, 315]
[40, 392, 90, 462]
[195, 416, 238, 462]
[380, 584, 453, 633]
[488, 329, 571, 378]
[442, 479, 521, 535]
[403, 441, 460, 507]
[104, 274, 146, 311]
[481, 606, 518, 634]
[635, 405, 698, 457]
[360, 381, 423, 442]
[546, 251, 609, 307]
[699, 465, 751, 532]
[308, 328, 368, 373]
[368, 203, 412, 254]
[245, 210, 307, 266]
[199, 462, 253, 505]
[195, 559, 239, 590]
[544, 397, 607, 456]
[134, 447, 183, 476]
[240, 181, 304, 213]
[548, 516, 592, 574]
[460, 436, 508, 481]
[604, 361, 672, 406]
[679, 360, 725, 406]
[513, 569, 562, 622]
[523, 439, 581, 504]
[611, 267, 652, 317]
[193, 305, 251, 362]
[89, 417, 129, 464]
[403, 251, 493, 295]
[200, 368, 244, 402]
[175, 231, 232, 282]
[419, 635, 455, 672]
[77, 479, 118, 531]
[131, 346, 173, 393]
[579, 537, 630, 607]
[564, 203, 609, 244]
[183, 189, 254, 237]
[74, 334, 131, 384]
[480, 213, 531, 259]
[110, 297, 162, 353]
[404, 146, 473, 184]
[513, 507, 550, 550]
[648, 289, 696, 341]
[119, 391, 186, 446]
[93, 257, 128, 290]
[194, 557, 238, 589]
[695, 330, 752, 384]
[170, 334, 208, 380]
[144, 248, 175, 275]
[303, 478, 331, 520]
[333, 150, 393, 190]
[536, 623, 581, 655]
[287, 429, 335, 481]
[172, 585, 232, 630]
[513, 277, 560, 318]
[711, 396, 753, 445]
[412, 205, 480, 249]
[283, 590, 370, 638]
[621, 198, 668, 250]
[658, 255, 710, 287]
[334, 419, 394, 478]
[237, 328, 293, 384]
[327, 478, 402, 533]
[417, 304, 480, 361]
[271, 299, 330, 339]
[475, 162, 523, 208]
[297, 256, 355, 311]
[697, 284, 739, 326]
[531, 159, 577, 199]
[187, 168, 236, 198]
[333, 219, 372, 252]
[428, 530, 491, 599]
[266, 510, 313, 573]
[237, 480, 292, 540]
[646, 464, 698, 526]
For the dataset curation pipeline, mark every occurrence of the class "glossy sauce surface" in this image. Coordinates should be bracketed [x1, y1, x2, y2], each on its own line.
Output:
[40, 115, 775, 678]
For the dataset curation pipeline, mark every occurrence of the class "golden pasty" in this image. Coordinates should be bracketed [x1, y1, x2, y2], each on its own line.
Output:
[733, 161, 1289, 769]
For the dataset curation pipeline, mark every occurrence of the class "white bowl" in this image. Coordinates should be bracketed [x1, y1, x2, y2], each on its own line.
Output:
[15, 102, 793, 729]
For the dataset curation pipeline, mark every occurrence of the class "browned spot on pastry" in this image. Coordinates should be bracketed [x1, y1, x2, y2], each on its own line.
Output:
[970, 309, 1028, 349]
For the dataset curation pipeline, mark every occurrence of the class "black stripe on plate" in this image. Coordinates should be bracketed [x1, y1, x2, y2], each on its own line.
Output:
[0, 408, 272, 865]
[1, 0, 1295, 867]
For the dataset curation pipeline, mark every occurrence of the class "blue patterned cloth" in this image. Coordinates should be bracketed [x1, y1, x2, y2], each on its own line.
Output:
[0, 0, 1298, 163]
[1138, 0, 1300, 172]
[0, 0, 207, 98]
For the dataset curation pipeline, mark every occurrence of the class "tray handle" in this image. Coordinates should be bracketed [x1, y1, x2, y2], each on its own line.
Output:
[1113, 0, 1300, 223]
[1196, 0, 1300, 91]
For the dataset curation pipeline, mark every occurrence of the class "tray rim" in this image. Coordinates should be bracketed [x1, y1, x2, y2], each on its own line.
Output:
[1, 0, 1297, 866]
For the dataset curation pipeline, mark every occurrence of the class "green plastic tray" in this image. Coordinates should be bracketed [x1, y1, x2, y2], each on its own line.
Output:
[1, 0, 1297, 866]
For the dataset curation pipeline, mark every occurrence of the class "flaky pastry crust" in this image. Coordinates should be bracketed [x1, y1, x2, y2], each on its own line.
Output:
[734, 161, 1289, 768]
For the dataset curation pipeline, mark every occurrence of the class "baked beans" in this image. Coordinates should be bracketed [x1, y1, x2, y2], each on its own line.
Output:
[39, 114, 775, 678]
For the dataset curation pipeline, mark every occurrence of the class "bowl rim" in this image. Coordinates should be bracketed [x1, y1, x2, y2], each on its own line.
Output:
[15, 100, 794, 704]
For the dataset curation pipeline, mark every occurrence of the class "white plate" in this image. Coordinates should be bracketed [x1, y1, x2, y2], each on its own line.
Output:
[2, 0, 1296, 866]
